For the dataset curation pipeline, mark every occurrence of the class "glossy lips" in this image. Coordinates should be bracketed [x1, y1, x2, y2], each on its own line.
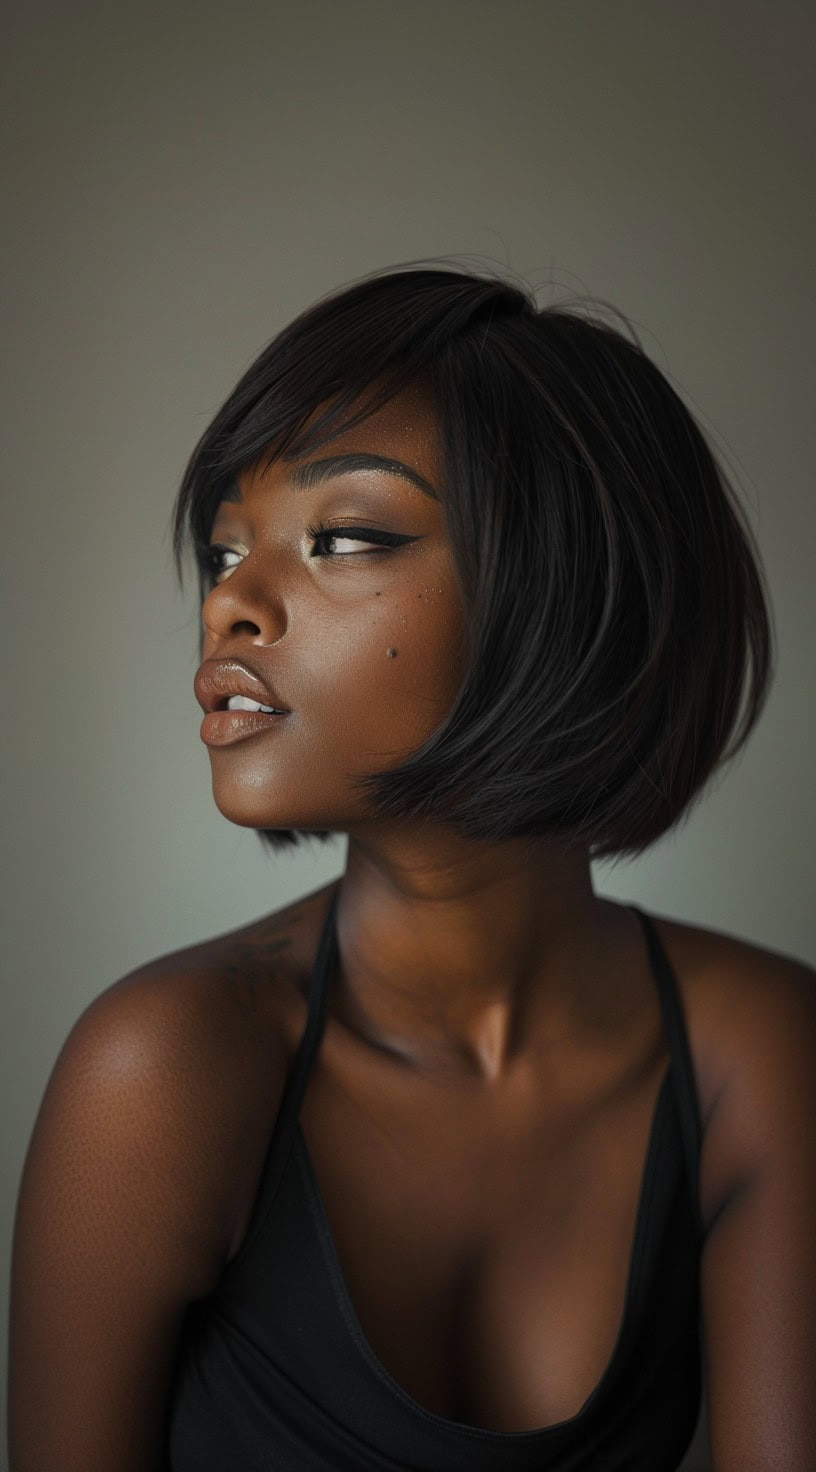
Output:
[195, 658, 291, 748]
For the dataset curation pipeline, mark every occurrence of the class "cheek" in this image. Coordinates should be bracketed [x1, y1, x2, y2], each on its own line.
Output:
[301, 580, 465, 758]
[361, 583, 466, 737]
[403, 583, 467, 703]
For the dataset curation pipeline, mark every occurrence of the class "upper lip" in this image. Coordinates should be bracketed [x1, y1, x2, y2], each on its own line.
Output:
[194, 658, 291, 714]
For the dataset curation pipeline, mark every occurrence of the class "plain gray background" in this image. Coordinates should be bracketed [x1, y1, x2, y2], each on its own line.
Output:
[2, 3, 814, 1468]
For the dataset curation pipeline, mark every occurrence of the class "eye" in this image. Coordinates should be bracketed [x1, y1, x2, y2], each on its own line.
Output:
[196, 524, 421, 587]
[307, 522, 421, 558]
[197, 544, 242, 585]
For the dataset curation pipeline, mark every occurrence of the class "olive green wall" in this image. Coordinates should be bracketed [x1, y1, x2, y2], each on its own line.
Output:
[3, 4, 814, 1466]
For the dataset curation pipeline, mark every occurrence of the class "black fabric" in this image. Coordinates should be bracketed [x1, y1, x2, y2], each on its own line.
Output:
[166, 895, 703, 1470]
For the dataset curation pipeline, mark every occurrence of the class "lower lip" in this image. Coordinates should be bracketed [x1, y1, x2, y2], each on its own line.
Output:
[200, 710, 291, 747]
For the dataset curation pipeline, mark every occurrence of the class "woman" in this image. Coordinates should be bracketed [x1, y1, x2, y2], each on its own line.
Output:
[9, 265, 815, 1471]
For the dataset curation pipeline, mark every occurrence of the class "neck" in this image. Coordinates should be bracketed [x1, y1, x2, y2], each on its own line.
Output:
[327, 822, 622, 1085]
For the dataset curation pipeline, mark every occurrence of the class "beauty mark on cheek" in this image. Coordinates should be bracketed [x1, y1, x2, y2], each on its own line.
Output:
[386, 648, 397, 658]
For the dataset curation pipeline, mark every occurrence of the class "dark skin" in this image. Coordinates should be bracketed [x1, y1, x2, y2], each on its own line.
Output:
[8, 385, 816, 1469]
[202, 382, 633, 1082]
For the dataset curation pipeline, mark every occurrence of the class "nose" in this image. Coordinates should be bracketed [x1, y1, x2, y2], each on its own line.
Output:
[201, 567, 287, 647]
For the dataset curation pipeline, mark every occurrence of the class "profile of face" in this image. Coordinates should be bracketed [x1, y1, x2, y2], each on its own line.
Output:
[198, 381, 468, 836]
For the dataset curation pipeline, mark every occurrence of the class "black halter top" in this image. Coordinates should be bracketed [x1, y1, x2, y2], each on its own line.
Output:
[166, 892, 704, 1471]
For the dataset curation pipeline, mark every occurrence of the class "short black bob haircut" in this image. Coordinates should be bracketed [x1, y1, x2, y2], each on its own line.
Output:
[172, 261, 774, 864]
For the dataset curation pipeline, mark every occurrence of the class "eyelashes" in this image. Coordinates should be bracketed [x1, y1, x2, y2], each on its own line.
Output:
[305, 522, 420, 557]
[196, 522, 420, 585]
[196, 545, 240, 584]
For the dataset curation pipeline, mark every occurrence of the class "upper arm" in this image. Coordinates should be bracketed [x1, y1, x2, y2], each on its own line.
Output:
[8, 966, 276, 1472]
[698, 948, 816, 1470]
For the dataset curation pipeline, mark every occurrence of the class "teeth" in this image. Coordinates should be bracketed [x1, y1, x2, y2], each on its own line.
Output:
[226, 694, 281, 714]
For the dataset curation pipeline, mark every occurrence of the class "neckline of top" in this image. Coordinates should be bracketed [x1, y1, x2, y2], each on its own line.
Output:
[295, 1065, 674, 1443]
[291, 891, 690, 1442]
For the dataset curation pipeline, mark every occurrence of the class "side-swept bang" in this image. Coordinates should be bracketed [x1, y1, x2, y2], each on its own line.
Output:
[171, 265, 533, 597]
[171, 263, 774, 862]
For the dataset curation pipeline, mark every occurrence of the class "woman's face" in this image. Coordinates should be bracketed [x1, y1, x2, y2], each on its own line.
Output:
[196, 381, 467, 835]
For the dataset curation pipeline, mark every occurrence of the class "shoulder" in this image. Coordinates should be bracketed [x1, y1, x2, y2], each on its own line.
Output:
[73, 876, 338, 1070]
[644, 913, 816, 1464]
[27, 880, 337, 1275]
[9, 892, 337, 1467]
[644, 909, 816, 1231]
[648, 907, 816, 1097]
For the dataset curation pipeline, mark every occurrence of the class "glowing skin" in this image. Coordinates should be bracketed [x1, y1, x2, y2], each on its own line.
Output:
[200, 380, 625, 1084]
[201, 382, 467, 837]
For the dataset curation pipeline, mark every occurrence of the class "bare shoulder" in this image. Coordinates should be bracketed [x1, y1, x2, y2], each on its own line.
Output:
[10, 892, 341, 1468]
[647, 908, 816, 1078]
[99, 875, 340, 1057]
[35, 879, 339, 1271]
[645, 907, 816, 1228]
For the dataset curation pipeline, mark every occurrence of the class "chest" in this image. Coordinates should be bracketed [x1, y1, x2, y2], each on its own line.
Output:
[298, 1050, 671, 1434]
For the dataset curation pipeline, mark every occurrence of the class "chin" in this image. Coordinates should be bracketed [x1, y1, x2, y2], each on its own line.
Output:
[210, 791, 347, 836]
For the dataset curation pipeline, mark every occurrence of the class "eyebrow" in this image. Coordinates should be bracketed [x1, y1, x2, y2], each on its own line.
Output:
[222, 451, 439, 503]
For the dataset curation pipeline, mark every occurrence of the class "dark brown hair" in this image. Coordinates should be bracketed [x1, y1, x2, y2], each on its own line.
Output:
[171, 262, 775, 863]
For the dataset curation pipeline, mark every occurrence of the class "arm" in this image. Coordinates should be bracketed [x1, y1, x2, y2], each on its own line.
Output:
[7, 965, 279, 1472]
[699, 948, 816, 1469]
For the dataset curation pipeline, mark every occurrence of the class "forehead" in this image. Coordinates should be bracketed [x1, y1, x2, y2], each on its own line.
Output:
[241, 380, 443, 500]
[306, 380, 441, 475]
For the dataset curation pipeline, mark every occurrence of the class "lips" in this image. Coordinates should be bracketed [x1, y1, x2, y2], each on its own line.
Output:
[194, 658, 290, 715]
